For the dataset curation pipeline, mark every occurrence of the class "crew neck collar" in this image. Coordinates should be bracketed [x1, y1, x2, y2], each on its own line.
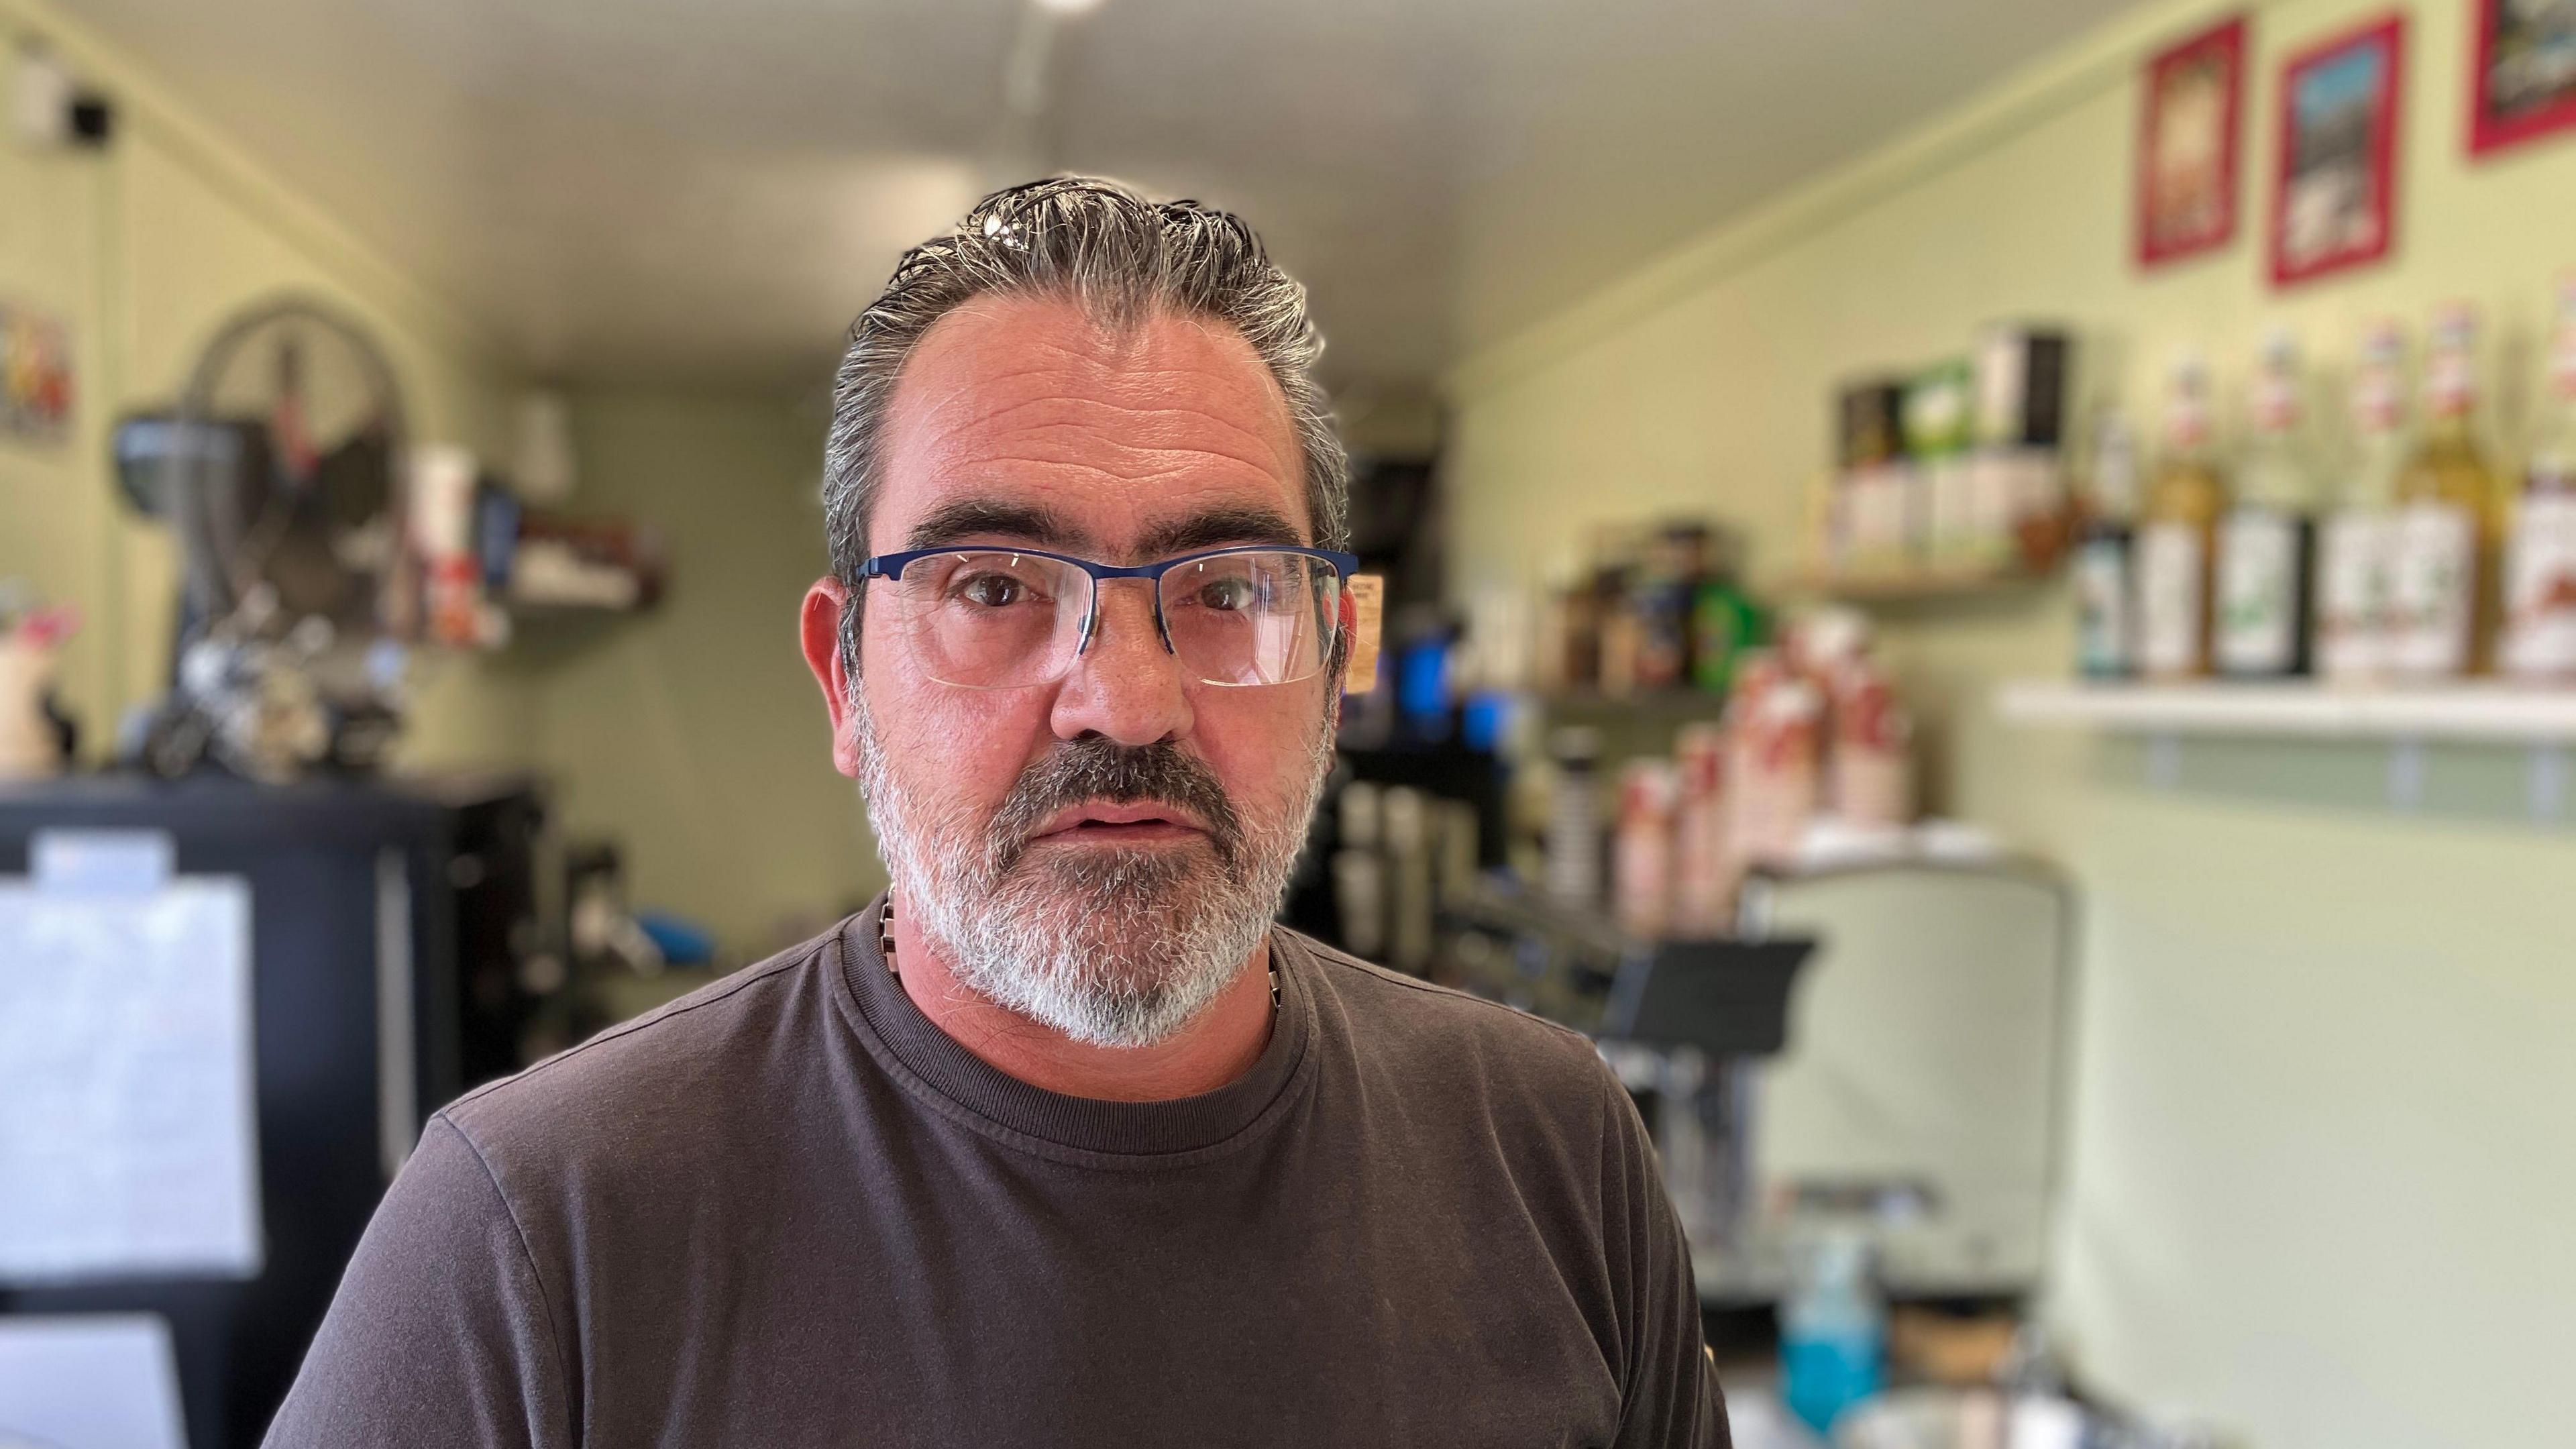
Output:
[833, 896, 1317, 1165]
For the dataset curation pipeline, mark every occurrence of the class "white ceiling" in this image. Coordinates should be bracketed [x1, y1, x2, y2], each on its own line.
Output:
[66, 0, 2147, 399]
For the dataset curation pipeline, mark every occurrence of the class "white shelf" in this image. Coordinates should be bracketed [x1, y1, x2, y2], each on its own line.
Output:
[1771, 563, 2053, 606]
[1996, 680, 2576, 745]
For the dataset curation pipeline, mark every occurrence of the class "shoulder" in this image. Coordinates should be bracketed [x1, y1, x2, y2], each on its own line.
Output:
[439, 919, 851, 1167]
[1283, 928, 1616, 1125]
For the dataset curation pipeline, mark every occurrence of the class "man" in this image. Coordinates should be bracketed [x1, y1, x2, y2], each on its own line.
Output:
[268, 176, 1725, 1447]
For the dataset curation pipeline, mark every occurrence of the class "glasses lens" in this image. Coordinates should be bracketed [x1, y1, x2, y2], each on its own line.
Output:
[883, 550, 1085, 688]
[1161, 551, 1342, 686]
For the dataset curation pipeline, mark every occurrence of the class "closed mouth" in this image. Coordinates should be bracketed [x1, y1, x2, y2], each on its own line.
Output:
[1029, 800, 1212, 845]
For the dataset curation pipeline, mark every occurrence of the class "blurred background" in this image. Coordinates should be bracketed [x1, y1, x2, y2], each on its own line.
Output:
[2, 0, 2573, 1446]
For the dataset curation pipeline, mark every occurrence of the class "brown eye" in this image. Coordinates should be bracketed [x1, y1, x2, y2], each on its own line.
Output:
[1196, 575, 1258, 612]
[957, 574, 1025, 608]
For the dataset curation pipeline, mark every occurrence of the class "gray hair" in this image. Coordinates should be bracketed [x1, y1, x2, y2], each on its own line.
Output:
[822, 176, 1350, 676]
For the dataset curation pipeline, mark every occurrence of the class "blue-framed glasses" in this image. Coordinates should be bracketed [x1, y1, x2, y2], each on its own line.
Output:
[858, 543, 1360, 690]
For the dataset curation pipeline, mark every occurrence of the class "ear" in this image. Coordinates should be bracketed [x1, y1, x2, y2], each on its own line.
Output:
[1339, 574, 1383, 694]
[800, 576, 865, 779]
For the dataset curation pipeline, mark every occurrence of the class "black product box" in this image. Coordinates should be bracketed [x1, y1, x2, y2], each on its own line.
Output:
[1974, 326, 2072, 448]
[1837, 379, 1909, 468]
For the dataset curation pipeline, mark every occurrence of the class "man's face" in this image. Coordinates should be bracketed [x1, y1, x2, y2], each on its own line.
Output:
[834, 293, 1336, 1045]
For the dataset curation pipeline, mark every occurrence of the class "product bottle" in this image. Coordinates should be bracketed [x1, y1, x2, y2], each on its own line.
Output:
[1544, 727, 1604, 910]
[1907, 361, 1974, 566]
[1826, 659, 1912, 827]
[1969, 325, 2074, 572]
[2216, 330, 2322, 676]
[1690, 583, 1763, 695]
[2072, 410, 2141, 679]
[1611, 760, 1678, 939]
[1631, 523, 1704, 692]
[1718, 652, 1820, 871]
[1668, 722, 1729, 937]
[1591, 527, 1644, 696]
[2391, 305, 2506, 678]
[1779, 1230, 1886, 1437]
[2502, 276, 2576, 681]
[1837, 379, 1912, 575]
[2318, 322, 2410, 684]
[2138, 352, 2227, 680]
[1331, 783, 1387, 959]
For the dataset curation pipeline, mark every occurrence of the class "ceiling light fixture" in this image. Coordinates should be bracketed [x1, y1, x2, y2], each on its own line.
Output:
[1032, 0, 1104, 15]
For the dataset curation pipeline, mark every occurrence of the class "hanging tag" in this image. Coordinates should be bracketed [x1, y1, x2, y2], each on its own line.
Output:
[1342, 574, 1385, 694]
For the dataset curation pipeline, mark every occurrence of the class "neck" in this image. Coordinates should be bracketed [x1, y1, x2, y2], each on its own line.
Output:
[885, 905, 1276, 1102]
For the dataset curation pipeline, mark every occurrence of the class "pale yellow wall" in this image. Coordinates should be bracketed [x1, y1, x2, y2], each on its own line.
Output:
[1444, 1, 2576, 1445]
[0, 0, 865, 945]
[0, 0, 531, 769]
[0, 60, 112, 745]
[531, 389, 879, 959]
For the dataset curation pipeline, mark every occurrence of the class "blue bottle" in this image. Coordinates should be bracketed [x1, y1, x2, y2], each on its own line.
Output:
[1779, 1231, 1884, 1436]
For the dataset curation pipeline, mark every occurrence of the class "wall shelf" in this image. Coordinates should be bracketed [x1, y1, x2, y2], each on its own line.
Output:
[1773, 562, 2055, 608]
[1534, 688, 1728, 718]
[1996, 680, 2576, 746]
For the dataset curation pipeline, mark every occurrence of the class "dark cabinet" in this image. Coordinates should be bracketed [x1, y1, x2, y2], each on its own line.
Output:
[0, 774, 543, 1449]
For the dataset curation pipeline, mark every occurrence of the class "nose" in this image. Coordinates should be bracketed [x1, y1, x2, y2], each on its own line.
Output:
[1049, 578, 1193, 747]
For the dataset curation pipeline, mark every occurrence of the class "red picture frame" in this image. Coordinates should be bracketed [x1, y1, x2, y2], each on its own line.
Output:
[2137, 15, 2247, 269]
[2270, 14, 2406, 288]
[2469, 0, 2576, 157]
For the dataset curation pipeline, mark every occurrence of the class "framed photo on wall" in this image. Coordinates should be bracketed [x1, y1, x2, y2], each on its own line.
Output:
[2271, 15, 2406, 288]
[0, 301, 74, 445]
[2137, 15, 2247, 268]
[2469, 0, 2576, 156]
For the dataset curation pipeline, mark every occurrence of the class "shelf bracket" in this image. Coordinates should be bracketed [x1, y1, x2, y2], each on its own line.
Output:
[2386, 739, 2428, 812]
[2530, 746, 2569, 824]
[2143, 734, 2181, 791]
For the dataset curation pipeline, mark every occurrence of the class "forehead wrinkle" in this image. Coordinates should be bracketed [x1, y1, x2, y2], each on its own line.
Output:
[936, 422, 1291, 495]
[935, 455, 1307, 552]
[913, 377, 1295, 490]
[930, 379, 1296, 482]
[968, 296, 1280, 389]
[879, 296, 1312, 558]
[945, 454, 1286, 513]
[894, 301, 1299, 468]
[923, 463, 1308, 563]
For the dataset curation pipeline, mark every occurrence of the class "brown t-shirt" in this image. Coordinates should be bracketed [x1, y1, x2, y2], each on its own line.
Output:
[265, 906, 1726, 1448]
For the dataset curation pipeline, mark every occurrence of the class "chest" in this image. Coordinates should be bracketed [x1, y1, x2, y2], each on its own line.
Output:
[570, 1133, 1625, 1448]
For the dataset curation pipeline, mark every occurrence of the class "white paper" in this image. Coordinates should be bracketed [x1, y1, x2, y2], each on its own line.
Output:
[29, 831, 174, 896]
[0, 1314, 188, 1449]
[0, 878, 263, 1284]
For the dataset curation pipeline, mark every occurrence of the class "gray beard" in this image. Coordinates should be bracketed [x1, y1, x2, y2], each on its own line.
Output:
[850, 696, 1332, 1049]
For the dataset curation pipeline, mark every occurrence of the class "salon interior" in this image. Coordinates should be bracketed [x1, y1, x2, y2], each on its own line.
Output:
[3, 0, 2573, 1445]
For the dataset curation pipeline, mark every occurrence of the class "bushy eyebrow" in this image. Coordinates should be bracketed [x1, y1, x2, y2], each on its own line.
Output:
[902, 498, 1305, 561]
[1134, 504, 1305, 558]
[902, 498, 1083, 553]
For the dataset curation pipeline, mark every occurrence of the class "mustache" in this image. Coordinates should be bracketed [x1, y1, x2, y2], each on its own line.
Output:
[985, 737, 1246, 875]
